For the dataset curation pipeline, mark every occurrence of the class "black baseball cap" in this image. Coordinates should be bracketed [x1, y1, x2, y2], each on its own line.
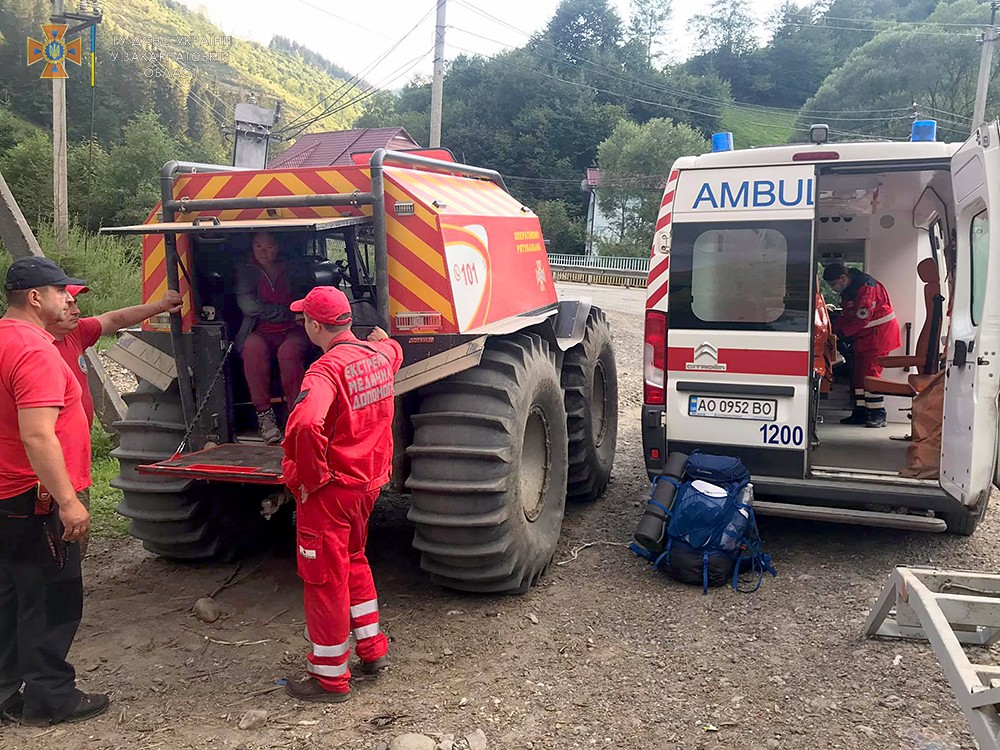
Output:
[4, 257, 87, 291]
[822, 263, 848, 282]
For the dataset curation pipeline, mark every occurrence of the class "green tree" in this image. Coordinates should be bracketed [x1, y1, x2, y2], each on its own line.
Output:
[596, 118, 706, 256]
[0, 131, 52, 225]
[536, 199, 586, 255]
[542, 0, 624, 63]
[625, 0, 672, 67]
[105, 111, 182, 225]
[798, 0, 996, 141]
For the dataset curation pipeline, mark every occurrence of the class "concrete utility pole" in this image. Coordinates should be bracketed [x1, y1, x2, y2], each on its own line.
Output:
[52, 0, 69, 254]
[429, 0, 447, 148]
[973, 2, 1000, 134]
[0, 168, 125, 431]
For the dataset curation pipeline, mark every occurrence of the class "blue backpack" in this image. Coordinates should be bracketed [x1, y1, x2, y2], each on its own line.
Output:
[632, 453, 776, 593]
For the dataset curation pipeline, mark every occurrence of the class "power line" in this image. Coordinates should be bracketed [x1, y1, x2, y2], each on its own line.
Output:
[289, 0, 396, 42]
[277, 3, 437, 137]
[278, 46, 434, 143]
[449, 1, 934, 120]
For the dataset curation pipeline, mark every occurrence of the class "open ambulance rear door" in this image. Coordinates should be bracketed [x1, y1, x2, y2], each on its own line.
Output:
[940, 121, 1000, 513]
[662, 165, 817, 478]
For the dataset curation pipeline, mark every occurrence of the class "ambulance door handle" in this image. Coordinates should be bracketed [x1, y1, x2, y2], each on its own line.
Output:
[953, 339, 970, 368]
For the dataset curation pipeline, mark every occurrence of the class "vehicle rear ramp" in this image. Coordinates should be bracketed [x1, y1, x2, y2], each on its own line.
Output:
[866, 566, 1000, 749]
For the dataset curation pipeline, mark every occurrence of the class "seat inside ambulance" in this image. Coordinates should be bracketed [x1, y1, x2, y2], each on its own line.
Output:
[811, 169, 953, 479]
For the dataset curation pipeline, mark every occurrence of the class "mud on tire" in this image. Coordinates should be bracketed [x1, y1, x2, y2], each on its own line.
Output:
[405, 333, 569, 593]
[112, 381, 267, 560]
[562, 308, 618, 502]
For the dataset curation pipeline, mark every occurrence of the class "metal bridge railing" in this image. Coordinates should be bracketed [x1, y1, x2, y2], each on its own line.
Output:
[547, 253, 651, 273]
[547, 254, 650, 288]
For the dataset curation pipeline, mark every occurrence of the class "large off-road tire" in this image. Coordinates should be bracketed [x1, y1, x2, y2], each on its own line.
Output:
[406, 333, 569, 593]
[562, 308, 618, 502]
[112, 381, 266, 560]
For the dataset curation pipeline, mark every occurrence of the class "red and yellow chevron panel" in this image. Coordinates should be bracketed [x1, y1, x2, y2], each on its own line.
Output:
[140, 164, 554, 335]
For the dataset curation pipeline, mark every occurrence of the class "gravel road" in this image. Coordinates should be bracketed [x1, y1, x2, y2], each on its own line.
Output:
[2, 282, 992, 750]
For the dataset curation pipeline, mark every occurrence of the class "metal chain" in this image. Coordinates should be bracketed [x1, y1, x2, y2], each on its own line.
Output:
[175, 341, 234, 454]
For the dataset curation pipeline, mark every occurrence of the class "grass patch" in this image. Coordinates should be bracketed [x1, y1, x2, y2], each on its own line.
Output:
[720, 104, 797, 148]
[0, 225, 141, 317]
[90, 422, 129, 539]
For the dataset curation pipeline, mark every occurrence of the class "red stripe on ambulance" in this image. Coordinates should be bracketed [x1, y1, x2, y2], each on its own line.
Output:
[667, 348, 809, 377]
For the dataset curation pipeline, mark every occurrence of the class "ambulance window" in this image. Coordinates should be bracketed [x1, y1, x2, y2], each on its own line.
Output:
[668, 220, 812, 332]
[971, 210, 989, 326]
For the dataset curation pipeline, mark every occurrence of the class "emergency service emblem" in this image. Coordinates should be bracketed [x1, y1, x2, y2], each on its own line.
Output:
[686, 341, 726, 371]
[26, 24, 83, 79]
[535, 260, 546, 292]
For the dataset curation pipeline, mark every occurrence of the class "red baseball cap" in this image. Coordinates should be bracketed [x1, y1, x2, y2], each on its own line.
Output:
[66, 284, 90, 299]
[290, 286, 352, 325]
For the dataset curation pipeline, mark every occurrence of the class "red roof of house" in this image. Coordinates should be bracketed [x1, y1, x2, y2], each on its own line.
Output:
[267, 127, 420, 169]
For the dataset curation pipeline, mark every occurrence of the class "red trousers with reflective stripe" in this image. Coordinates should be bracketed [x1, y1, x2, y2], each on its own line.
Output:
[295, 484, 388, 693]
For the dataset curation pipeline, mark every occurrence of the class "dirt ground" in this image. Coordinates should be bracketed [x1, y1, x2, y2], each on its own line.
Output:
[2, 282, 995, 750]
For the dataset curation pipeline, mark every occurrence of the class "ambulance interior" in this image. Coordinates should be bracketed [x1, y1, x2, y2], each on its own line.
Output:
[810, 166, 953, 481]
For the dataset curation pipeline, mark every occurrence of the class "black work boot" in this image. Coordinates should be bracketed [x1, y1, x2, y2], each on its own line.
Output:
[284, 676, 350, 703]
[354, 655, 390, 681]
[257, 408, 282, 445]
[840, 407, 868, 425]
[21, 692, 110, 727]
[0, 691, 23, 723]
[865, 408, 887, 428]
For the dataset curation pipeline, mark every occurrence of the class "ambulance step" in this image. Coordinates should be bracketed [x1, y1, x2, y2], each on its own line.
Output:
[753, 501, 947, 532]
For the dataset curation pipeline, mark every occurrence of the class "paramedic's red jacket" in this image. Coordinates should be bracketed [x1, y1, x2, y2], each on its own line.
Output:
[833, 270, 901, 355]
[281, 332, 404, 496]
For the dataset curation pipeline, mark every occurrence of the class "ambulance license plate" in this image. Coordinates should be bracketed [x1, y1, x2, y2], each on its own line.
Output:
[688, 395, 777, 422]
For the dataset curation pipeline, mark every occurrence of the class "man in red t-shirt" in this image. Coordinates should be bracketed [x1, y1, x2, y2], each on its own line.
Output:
[45, 284, 181, 557]
[49, 285, 182, 427]
[0, 257, 109, 727]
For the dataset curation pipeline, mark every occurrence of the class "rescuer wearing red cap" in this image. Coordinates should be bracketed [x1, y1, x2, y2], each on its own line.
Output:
[281, 286, 403, 702]
[45, 285, 182, 556]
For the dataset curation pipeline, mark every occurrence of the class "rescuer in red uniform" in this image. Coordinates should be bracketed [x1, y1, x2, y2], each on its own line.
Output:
[280, 286, 403, 703]
[823, 264, 901, 428]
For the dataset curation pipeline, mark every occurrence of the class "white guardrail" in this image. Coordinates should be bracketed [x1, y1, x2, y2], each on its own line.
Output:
[547, 254, 650, 287]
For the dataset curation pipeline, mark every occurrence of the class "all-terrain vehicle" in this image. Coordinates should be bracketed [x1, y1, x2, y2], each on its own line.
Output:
[101, 149, 618, 593]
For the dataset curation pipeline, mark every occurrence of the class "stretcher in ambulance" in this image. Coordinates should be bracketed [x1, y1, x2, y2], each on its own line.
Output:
[642, 120, 1000, 535]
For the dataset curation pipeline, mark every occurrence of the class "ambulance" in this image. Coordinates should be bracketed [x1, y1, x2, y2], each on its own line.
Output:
[642, 120, 1000, 535]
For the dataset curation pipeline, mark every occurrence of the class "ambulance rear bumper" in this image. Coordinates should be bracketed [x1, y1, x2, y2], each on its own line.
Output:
[751, 474, 957, 514]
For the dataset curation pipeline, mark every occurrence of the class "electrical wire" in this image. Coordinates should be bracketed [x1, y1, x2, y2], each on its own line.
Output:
[455, 0, 979, 119]
[446, 25, 917, 125]
[276, 3, 438, 137]
[278, 46, 435, 143]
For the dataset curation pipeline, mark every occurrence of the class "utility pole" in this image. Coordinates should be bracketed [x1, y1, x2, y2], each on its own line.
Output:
[52, 0, 69, 254]
[972, 1, 999, 134]
[429, 0, 447, 148]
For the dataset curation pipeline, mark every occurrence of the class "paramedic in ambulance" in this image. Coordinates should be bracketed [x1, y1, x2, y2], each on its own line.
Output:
[236, 231, 312, 445]
[822, 263, 901, 428]
[280, 286, 403, 703]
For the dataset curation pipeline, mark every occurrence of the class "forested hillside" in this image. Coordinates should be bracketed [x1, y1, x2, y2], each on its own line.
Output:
[2, 0, 999, 256]
[0, 0, 365, 229]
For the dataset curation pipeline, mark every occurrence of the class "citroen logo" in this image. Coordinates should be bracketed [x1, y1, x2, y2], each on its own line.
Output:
[694, 342, 718, 362]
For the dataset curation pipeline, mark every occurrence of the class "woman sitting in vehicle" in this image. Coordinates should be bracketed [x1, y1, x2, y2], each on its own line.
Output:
[236, 231, 312, 444]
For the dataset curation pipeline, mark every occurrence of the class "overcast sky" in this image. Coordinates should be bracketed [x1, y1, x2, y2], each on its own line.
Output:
[174, 0, 786, 88]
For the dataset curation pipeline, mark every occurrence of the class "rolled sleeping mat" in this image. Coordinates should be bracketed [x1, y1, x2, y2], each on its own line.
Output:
[633, 451, 689, 555]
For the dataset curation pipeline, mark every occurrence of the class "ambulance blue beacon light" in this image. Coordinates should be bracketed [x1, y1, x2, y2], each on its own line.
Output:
[911, 120, 937, 142]
[711, 132, 734, 152]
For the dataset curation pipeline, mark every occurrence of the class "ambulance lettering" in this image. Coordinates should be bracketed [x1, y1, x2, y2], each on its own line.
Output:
[691, 178, 814, 210]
